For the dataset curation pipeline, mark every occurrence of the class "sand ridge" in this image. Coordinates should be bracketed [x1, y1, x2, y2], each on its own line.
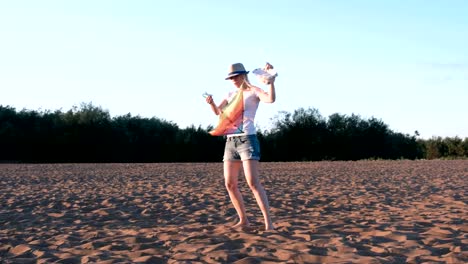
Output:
[0, 160, 466, 263]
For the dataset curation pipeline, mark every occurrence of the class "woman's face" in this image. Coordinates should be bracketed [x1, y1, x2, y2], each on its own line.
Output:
[229, 74, 245, 88]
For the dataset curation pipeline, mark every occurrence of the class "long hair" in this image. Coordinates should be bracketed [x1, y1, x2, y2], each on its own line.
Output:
[239, 74, 254, 90]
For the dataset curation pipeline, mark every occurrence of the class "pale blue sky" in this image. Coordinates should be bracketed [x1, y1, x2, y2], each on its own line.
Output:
[1, 0, 467, 139]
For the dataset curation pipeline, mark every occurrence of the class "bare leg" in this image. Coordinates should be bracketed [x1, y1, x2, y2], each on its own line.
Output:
[242, 160, 274, 230]
[224, 161, 249, 227]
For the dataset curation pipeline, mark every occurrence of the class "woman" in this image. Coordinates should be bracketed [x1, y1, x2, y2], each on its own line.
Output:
[205, 62, 276, 231]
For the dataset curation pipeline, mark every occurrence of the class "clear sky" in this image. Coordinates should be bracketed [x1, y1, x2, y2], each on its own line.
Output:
[1, 0, 467, 139]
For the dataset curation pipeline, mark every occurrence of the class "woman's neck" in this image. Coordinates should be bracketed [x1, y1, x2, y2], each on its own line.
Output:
[238, 81, 250, 90]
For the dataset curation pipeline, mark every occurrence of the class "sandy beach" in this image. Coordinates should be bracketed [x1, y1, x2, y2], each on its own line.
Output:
[0, 160, 466, 263]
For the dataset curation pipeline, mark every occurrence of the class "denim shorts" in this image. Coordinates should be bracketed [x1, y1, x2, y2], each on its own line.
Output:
[223, 134, 261, 161]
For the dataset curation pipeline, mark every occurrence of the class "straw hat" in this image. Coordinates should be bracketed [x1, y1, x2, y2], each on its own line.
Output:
[225, 63, 249, 80]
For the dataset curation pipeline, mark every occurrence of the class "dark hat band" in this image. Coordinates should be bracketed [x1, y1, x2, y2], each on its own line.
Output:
[225, 70, 249, 80]
[228, 70, 248, 75]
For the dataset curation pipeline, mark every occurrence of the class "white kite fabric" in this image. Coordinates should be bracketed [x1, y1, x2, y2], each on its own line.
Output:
[252, 68, 278, 84]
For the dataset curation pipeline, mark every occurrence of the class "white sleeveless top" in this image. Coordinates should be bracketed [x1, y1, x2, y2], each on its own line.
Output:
[223, 87, 265, 136]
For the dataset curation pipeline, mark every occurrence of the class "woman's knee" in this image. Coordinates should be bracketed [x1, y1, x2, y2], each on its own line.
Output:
[247, 180, 262, 192]
[225, 180, 238, 191]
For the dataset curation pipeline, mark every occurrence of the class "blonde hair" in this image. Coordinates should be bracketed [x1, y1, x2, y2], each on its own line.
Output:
[239, 74, 254, 90]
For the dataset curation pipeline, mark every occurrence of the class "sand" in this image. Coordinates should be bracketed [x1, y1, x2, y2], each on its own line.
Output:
[0, 160, 466, 263]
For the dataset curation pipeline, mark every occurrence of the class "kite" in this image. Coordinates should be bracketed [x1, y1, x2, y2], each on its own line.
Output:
[209, 91, 244, 136]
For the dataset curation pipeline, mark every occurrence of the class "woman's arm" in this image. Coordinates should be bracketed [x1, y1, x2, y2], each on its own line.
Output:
[206, 96, 227, 115]
[256, 62, 276, 103]
[257, 81, 276, 103]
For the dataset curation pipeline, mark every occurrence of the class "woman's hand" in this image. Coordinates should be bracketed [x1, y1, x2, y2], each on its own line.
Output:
[264, 62, 276, 84]
[206, 95, 222, 115]
[264, 62, 274, 70]
[206, 95, 214, 105]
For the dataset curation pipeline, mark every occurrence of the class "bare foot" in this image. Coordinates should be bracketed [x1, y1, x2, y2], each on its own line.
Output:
[264, 224, 275, 231]
[232, 221, 250, 229]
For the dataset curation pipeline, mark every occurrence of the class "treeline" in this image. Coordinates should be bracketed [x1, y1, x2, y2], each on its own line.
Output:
[1, 103, 466, 162]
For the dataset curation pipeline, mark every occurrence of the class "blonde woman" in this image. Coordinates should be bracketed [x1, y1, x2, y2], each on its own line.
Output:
[205, 62, 276, 230]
